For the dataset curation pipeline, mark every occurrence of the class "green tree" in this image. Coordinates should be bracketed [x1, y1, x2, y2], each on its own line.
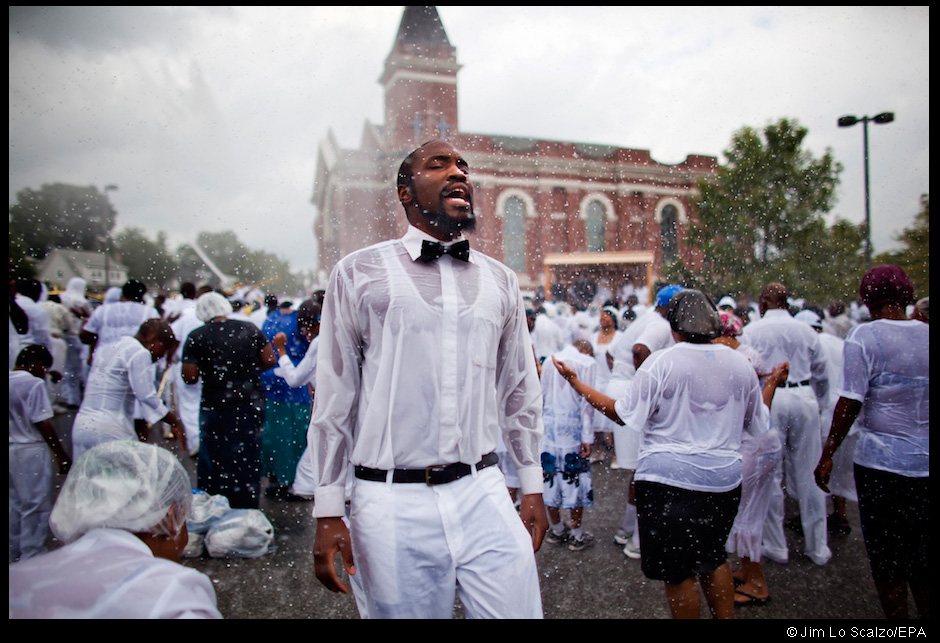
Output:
[664, 118, 862, 301]
[9, 183, 117, 259]
[874, 194, 929, 298]
[113, 227, 179, 291]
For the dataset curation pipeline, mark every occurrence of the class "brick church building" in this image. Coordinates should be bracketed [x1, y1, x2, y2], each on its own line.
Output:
[312, 6, 717, 300]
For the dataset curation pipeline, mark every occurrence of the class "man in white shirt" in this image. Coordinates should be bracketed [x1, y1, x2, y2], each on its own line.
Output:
[310, 140, 547, 619]
[741, 282, 831, 566]
[527, 306, 566, 365]
[630, 284, 683, 370]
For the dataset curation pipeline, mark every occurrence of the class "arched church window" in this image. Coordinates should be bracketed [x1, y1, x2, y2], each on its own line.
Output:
[503, 196, 526, 273]
[585, 200, 606, 252]
[661, 204, 678, 262]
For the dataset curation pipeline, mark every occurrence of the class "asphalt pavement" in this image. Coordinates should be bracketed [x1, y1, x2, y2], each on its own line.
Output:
[44, 411, 921, 622]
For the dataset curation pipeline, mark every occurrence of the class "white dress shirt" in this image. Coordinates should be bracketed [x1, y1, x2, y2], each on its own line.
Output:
[310, 225, 544, 517]
[740, 308, 829, 402]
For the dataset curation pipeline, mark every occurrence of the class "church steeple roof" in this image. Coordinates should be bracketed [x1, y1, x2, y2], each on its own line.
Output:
[392, 6, 453, 49]
[381, 7, 461, 148]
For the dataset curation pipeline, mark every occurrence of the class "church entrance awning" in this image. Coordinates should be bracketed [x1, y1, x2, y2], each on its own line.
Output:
[542, 251, 655, 305]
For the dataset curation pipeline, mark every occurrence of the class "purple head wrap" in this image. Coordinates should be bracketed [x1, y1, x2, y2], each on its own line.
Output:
[859, 264, 914, 309]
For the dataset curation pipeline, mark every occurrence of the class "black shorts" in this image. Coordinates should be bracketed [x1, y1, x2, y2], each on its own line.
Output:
[854, 464, 929, 584]
[635, 480, 741, 585]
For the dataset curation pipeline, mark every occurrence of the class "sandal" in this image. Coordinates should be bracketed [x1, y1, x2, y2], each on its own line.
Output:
[734, 590, 771, 607]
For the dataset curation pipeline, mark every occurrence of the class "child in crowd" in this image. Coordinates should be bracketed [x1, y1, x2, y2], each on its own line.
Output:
[9, 344, 72, 562]
[541, 340, 597, 551]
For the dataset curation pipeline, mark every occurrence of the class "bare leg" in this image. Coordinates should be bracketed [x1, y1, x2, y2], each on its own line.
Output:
[700, 562, 735, 619]
[734, 557, 770, 603]
[664, 577, 701, 619]
[875, 580, 910, 619]
[570, 506, 583, 530]
[911, 583, 929, 619]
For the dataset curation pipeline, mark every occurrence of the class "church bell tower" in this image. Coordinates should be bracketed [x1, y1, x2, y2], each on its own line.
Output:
[379, 6, 461, 149]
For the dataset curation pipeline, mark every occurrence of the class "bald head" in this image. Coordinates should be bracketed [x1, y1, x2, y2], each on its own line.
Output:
[760, 283, 789, 311]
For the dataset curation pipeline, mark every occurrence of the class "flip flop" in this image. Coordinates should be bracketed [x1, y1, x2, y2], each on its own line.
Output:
[734, 590, 771, 607]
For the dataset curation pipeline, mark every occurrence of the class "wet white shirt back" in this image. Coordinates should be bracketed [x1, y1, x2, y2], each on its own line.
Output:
[9, 528, 221, 619]
[614, 342, 770, 492]
[310, 225, 544, 517]
[840, 319, 929, 476]
[84, 301, 160, 348]
[541, 344, 596, 449]
[607, 309, 666, 379]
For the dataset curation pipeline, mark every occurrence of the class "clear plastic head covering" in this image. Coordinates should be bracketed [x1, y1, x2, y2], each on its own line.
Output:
[195, 291, 233, 322]
[49, 441, 192, 544]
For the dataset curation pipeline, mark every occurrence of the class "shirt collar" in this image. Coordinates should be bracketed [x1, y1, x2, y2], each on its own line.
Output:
[401, 225, 474, 263]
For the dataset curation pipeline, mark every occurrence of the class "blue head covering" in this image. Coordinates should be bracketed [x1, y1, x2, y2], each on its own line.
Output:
[655, 284, 685, 308]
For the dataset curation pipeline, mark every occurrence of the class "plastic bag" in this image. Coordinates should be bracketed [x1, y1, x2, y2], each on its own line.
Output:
[187, 489, 230, 535]
[181, 530, 205, 558]
[204, 509, 275, 558]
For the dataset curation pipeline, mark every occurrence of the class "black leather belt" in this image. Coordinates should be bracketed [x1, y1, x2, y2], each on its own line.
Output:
[783, 379, 811, 388]
[354, 452, 499, 485]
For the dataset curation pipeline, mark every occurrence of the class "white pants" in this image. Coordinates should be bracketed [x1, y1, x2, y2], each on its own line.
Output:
[762, 387, 832, 565]
[9, 443, 54, 562]
[348, 465, 542, 619]
[171, 364, 202, 454]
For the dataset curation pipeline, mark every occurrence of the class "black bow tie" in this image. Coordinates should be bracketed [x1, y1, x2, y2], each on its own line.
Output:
[420, 239, 470, 263]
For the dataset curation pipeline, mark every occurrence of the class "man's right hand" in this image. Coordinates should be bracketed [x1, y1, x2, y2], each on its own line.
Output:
[313, 516, 356, 593]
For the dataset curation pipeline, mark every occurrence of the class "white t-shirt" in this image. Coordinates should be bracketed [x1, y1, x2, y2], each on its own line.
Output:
[615, 342, 770, 492]
[8, 370, 54, 444]
[607, 309, 664, 380]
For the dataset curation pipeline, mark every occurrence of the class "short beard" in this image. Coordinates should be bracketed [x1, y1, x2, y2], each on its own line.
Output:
[423, 207, 476, 237]
[413, 190, 475, 238]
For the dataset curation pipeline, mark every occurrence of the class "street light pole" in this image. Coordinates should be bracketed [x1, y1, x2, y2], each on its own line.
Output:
[102, 184, 118, 289]
[837, 112, 894, 269]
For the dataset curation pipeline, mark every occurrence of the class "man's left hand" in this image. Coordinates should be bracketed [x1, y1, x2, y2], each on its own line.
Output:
[519, 493, 549, 552]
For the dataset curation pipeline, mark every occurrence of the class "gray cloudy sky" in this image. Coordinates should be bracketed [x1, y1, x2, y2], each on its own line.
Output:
[9, 6, 929, 279]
